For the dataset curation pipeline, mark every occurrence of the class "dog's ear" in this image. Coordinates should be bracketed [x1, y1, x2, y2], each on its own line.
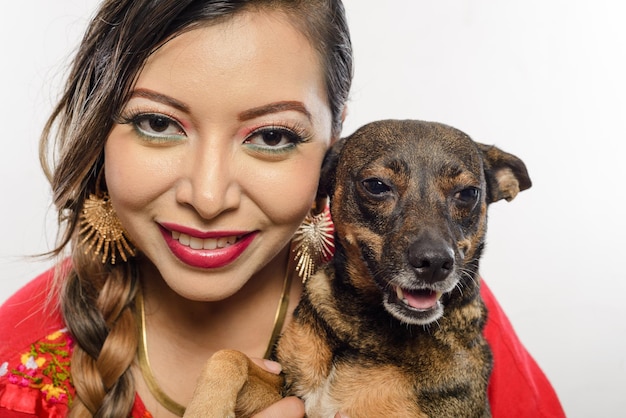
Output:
[318, 136, 347, 198]
[477, 143, 532, 203]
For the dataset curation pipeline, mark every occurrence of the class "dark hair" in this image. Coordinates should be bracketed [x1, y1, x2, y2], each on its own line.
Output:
[39, 0, 352, 416]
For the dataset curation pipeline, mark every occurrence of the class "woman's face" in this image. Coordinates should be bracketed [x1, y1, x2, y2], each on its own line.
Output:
[104, 10, 332, 300]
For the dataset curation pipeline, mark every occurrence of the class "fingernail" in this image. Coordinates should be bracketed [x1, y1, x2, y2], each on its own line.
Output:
[263, 359, 282, 374]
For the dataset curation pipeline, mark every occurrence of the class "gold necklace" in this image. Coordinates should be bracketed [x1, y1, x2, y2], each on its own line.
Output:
[135, 249, 295, 417]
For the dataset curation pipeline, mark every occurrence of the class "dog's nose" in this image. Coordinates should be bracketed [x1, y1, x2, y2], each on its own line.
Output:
[407, 237, 455, 284]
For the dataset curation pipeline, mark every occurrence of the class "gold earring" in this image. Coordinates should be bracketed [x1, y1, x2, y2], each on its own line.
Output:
[79, 190, 136, 265]
[293, 197, 334, 283]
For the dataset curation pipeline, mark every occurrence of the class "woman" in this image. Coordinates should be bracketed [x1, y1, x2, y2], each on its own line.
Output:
[0, 0, 564, 417]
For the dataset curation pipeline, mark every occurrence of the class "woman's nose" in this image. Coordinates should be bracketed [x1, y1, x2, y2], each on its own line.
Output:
[176, 142, 242, 219]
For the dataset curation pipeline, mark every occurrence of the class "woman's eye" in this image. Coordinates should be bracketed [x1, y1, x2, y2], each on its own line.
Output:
[132, 113, 186, 140]
[244, 127, 305, 150]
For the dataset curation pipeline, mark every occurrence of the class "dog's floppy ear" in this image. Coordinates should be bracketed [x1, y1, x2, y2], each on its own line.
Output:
[477, 143, 532, 203]
[318, 136, 347, 198]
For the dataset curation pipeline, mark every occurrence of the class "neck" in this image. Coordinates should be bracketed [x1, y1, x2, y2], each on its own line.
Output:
[134, 244, 301, 415]
[142, 253, 296, 354]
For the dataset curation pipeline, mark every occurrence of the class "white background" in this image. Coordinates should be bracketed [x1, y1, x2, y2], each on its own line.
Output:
[1, 1, 624, 416]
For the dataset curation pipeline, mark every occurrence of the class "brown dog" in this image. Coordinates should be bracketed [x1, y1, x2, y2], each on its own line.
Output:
[185, 120, 531, 417]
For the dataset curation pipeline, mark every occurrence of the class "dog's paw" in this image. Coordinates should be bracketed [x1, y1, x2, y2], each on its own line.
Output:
[184, 350, 284, 418]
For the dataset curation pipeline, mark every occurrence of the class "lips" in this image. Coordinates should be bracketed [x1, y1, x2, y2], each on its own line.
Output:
[159, 224, 257, 269]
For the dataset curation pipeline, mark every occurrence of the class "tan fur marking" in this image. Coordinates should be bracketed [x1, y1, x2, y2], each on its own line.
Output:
[458, 238, 472, 257]
[277, 313, 333, 394]
[340, 223, 384, 261]
[329, 364, 426, 418]
[494, 167, 520, 201]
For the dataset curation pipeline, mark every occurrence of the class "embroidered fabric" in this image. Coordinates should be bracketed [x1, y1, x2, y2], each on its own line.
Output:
[0, 271, 152, 418]
[0, 265, 566, 418]
[0, 329, 73, 416]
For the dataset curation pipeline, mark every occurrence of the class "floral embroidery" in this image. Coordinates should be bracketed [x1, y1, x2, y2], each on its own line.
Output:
[1, 329, 74, 405]
[1, 327, 151, 416]
[22, 354, 46, 370]
[41, 383, 68, 403]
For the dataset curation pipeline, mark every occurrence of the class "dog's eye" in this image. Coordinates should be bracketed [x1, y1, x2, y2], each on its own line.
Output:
[361, 178, 392, 195]
[454, 187, 480, 204]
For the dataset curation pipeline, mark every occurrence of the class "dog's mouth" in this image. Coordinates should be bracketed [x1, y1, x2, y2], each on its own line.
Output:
[393, 286, 442, 311]
[383, 285, 445, 325]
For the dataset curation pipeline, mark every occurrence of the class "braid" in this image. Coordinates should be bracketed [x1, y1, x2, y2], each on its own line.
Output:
[62, 248, 139, 417]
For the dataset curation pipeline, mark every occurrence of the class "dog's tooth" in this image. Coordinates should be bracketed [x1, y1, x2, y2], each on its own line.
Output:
[395, 286, 404, 300]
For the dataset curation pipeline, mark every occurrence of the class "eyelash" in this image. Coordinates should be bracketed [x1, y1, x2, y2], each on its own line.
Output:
[243, 123, 312, 153]
[116, 109, 313, 152]
[117, 109, 186, 143]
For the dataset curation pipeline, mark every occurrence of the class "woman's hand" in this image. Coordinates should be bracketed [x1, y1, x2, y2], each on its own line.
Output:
[252, 395, 305, 418]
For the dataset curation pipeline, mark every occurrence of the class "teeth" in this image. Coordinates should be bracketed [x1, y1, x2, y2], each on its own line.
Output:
[179, 233, 190, 246]
[172, 231, 239, 250]
[189, 237, 204, 250]
[217, 237, 230, 248]
[395, 286, 405, 301]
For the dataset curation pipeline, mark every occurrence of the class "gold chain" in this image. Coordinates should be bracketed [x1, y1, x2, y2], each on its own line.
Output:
[136, 290, 186, 416]
[135, 245, 295, 416]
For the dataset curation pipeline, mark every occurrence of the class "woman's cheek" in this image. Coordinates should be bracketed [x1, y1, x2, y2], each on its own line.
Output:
[252, 150, 325, 225]
[104, 130, 179, 210]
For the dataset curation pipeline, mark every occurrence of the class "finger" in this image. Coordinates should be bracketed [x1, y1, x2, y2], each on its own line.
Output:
[252, 396, 305, 418]
[250, 357, 283, 375]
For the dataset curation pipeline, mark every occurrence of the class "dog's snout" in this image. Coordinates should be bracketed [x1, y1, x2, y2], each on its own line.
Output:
[408, 237, 455, 284]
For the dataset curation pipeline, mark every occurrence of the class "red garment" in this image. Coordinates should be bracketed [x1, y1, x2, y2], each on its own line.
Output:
[0, 270, 149, 418]
[0, 268, 565, 417]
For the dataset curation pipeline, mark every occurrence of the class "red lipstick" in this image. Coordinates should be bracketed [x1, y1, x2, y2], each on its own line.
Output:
[159, 223, 257, 269]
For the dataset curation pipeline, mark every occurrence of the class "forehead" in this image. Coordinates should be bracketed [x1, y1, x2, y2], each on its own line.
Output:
[341, 121, 483, 174]
[137, 9, 328, 110]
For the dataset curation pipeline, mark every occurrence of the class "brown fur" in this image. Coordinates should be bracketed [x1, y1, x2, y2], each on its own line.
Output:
[185, 120, 531, 417]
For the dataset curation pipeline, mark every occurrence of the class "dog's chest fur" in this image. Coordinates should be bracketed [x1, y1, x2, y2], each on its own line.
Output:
[278, 265, 492, 418]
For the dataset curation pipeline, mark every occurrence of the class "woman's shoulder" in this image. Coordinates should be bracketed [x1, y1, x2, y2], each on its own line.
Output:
[0, 267, 153, 417]
[0, 267, 66, 355]
[0, 267, 75, 416]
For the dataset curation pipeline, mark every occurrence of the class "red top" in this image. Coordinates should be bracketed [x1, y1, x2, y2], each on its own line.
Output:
[0, 267, 565, 417]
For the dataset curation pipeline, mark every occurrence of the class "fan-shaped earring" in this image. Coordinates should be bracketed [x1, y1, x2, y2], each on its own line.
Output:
[78, 173, 135, 264]
[293, 198, 334, 283]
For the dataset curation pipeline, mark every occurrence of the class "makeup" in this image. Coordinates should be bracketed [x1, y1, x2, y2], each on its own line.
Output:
[159, 223, 257, 269]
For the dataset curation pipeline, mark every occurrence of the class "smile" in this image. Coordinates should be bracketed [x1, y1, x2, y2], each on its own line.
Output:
[393, 286, 442, 311]
[159, 224, 257, 269]
[382, 284, 448, 326]
[172, 230, 240, 250]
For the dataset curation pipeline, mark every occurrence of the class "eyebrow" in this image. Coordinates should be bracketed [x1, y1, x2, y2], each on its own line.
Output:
[128, 91, 311, 122]
[238, 101, 312, 122]
[130, 89, 190, 113]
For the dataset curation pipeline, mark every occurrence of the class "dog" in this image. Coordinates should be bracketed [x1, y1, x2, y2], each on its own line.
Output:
[184, 119, 532, 417]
